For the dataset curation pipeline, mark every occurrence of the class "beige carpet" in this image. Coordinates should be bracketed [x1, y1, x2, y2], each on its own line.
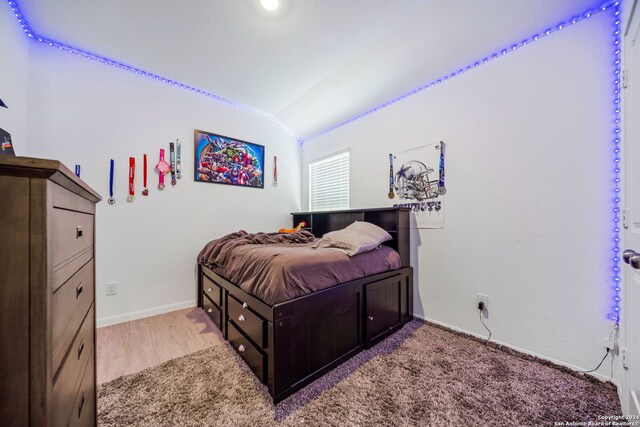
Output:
[98, 321, 620, 426]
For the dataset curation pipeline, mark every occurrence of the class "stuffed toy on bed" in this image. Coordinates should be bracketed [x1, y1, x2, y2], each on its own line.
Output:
[278, 221, 307, 233]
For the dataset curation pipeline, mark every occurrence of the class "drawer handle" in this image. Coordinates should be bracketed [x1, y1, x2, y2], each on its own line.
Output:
[207, 288, 213, 292]
[77, 340, 85, 359]
[368, 316, 374, 321]
[76, 226, 83, 238]
[238, 344, 245, 353]
[207, 308, 213, 313]
[78, 393, 85, 418]
[242, 302, 248, 309]
[76, 282, 83, 298]
[238, 315, 245, 322]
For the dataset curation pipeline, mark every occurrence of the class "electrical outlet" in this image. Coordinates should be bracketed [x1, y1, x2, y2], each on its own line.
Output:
[604, 337, 616, 351]
[622, 348, 630, 370]
[476, 294, 489, 310]
[106, 283, 118, 296]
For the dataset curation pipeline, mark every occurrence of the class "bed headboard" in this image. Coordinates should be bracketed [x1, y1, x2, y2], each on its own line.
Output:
[291, 208, 411, 267]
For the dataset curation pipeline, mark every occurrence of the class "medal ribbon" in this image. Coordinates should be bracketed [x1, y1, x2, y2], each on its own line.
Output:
[109, 159, 114, 198]
[159, 149, 166, 188]
[274, 156, 278, 186]
[128, 157, 135, 201]
[143, 154, 148, 189]
[176, 141, 182, 179]
[170, 142, 176, 186]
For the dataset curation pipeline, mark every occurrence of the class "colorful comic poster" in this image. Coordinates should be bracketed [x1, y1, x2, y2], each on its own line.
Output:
[194, 130, 264, 189]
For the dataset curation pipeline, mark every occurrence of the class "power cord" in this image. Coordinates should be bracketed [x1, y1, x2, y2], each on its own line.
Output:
[577, 349, 610, 373]
[577, 324, 618, 373]
[478, 301, 491, 342]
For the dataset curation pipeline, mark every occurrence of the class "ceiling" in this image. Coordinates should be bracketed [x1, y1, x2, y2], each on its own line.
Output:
[20, 0, 604, 140]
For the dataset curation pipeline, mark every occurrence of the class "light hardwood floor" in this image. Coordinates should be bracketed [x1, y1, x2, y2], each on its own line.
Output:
[96, 307, 224, 384]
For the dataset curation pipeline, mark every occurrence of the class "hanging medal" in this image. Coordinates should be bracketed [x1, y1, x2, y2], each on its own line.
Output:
[438, 141, 447, 195]
[176, 140, 182, 179]
[142, 154, 149, 196]
[127, 157, 136, 202]
[108, 159, 115, 205]
[156, 148, 171, 190]
[170, 142, 177, 186]
[273, 156, 278, 187]
[388, 154, 395, 199]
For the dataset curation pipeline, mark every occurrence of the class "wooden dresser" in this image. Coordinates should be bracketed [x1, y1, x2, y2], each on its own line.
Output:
[0, 156, 101, 426]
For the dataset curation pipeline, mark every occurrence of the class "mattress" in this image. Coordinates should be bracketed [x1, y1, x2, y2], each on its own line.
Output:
[209, 241, 401, 306]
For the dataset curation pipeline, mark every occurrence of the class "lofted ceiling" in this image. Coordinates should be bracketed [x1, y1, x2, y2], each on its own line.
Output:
[19, 0, 604, 140]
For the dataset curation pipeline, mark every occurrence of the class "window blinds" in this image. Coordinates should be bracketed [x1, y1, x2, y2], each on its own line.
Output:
[309, 151, 349, 211]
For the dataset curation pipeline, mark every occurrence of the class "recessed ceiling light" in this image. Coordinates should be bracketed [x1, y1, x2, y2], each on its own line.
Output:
[260, 0, 279, 11]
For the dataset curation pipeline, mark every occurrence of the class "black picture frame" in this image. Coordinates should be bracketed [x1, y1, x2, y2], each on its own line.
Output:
[194, 129, 265, 189]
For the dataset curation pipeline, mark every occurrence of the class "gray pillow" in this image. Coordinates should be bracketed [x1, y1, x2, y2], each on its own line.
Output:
[313, 221, 392, 256]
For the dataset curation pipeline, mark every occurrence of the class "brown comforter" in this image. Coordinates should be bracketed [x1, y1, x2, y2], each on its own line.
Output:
[198, 230, 400, 305]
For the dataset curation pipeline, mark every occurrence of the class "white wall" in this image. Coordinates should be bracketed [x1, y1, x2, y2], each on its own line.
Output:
[302, 13, 617, 378]
[26, 44, 301, 326]
[10, 0, 620, 382]
[0, 5, 29, 154]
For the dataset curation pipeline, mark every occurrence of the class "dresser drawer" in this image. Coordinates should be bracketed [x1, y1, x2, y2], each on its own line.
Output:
[51, 208, 94, 272]
[202, 294, 222, 331]
[202, 274, 222, 307]
[51, 181, 96, 215]
[51, 247, 93, 293]
[227, 322, 265, 383]
[69, 350, 95, 427]
[228, 294, 266, 348]
[53, 305, 94, 427]
[52, 260, 94, 374]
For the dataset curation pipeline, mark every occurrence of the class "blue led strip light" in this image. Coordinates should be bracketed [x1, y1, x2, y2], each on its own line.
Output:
[5, 0, 301, 142]
[302, 1, 618, 143]
[299, 0, 623, 324]
[6, 0, 33, 36]
[7, 0, 623, 323]
[610, 1, 622, 324]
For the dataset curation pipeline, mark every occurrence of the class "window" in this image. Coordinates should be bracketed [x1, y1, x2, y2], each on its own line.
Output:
[309, 150, 349, 211]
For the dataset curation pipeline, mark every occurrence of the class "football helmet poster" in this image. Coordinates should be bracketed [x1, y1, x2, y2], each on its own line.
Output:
[391, 142, 446, 229]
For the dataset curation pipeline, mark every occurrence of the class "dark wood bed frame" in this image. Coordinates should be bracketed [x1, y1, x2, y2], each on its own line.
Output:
[197, 207, 413, 403]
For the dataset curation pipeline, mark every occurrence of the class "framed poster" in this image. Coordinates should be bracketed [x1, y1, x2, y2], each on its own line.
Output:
[194, 129, 265, 188]
[392, 142, 446, 229]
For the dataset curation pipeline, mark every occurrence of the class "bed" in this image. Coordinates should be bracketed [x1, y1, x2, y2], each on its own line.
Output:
[197, 207, 413, 403]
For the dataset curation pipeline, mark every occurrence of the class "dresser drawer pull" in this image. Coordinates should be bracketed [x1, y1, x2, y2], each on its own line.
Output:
[77, 339, 85, 359]
[76, 282, 83, 298]
[238, 315, 245, 322]
[207, 287, 213, 292]
[76, 226, 83, 238]
[242, 302, 248, 309]
[207, 308, 212, 313]
[238, 344, 245, 353]
[368, 316, 374, 321]
[78, 393, 85, 418]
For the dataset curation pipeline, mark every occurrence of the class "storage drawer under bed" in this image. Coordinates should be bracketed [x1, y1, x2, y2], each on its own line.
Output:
[202, 294, 223, 332]
[202, 274, 222, 307]
[228, 294, 266, 349]
[227, 322, 266, 383]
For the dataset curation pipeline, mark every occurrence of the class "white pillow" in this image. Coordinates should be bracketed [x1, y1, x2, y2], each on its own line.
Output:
[313, 221, 392, 256]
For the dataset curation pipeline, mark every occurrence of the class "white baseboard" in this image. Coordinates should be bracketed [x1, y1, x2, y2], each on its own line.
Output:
[97, 300, 196, 328]
[416, 314, 618, 385]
